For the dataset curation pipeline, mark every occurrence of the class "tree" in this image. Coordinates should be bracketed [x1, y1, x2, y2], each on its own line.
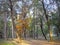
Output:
[55, 0, 60, 33]
[9, 0, 16, 38]
[42, 0, 53, 41]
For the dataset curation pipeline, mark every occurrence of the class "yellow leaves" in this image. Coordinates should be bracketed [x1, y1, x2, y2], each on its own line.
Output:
[26, 18, 32, 23]
[16, 17, 32, 30]
[16, 25, 22, 30]
[16, 19, 28, 24]
[24, 23, 29, 29]
[17, 20, 23, 23]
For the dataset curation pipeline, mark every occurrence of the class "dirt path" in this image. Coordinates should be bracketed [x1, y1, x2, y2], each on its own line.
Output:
[11, 39, 60, 45]
[0, 39, 60, 45]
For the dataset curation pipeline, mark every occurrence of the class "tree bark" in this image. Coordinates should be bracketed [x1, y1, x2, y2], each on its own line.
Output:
[9, 0, 16, 38]
[3, 12, 7, 40]
[40, 15, 47, 40]
[42, 0, 52, 41]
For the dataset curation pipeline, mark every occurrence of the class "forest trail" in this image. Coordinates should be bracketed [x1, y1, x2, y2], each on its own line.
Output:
[0, 39, 60, 45]
[11, 39, 60, 45]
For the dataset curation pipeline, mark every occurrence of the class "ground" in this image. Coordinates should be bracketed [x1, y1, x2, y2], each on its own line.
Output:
[0, 39, 15, 45]
[0, 39, 60, 45]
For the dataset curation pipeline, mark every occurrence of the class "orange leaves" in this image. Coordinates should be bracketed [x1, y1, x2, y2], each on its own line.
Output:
[16, 17, 32, 31]
[25, 24, 30, 29]
[16, 19, 27, 24]
[16, 25, 22, 30]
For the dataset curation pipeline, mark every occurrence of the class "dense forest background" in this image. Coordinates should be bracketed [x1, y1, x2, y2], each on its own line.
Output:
[0, 0, 60, 41]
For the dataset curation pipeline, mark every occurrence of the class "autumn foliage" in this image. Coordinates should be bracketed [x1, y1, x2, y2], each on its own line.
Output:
[16, 18, 31, 31]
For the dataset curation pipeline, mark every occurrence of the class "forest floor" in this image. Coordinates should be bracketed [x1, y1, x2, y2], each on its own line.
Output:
[11, 39, 60, 45]
[0, 39, 60, 45]
[0, 39, 15, 45]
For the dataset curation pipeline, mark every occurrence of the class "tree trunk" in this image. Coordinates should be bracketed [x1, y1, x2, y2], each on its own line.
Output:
[9, 0, 16, 39]
[40, 16, 47, 40]
[11, 21, 14, 38]
[42, 0, 52, 41]
[3, 12, 7, 40]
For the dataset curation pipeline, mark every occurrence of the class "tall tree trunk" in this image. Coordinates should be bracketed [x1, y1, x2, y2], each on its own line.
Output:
[9, 0, 16, 38]
[33, 7, 36, 39]
[42, 0, 52, 41]
[11, 21, 14, 38]
[3, 12, 7, 40]
[40, 15, 47, 40]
